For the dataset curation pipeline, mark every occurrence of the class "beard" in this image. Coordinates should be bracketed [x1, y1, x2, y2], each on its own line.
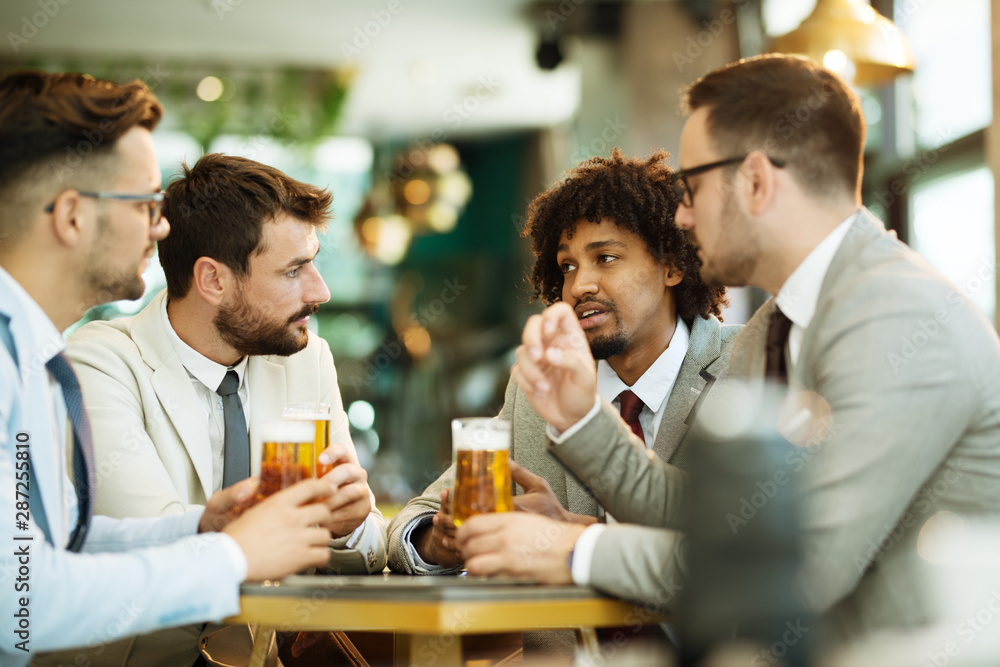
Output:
[84, 211, 148, 303]
[214, 292, 318, 357]
[698, 190, 760, 288]
[580, 300, 630, 360]
[589, 333, 628, 360]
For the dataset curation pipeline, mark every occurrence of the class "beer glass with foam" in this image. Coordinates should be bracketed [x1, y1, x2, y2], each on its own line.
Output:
[283, 403, 334, 477]
[451, 418, 513, 525]
[257, 419, 315, 500]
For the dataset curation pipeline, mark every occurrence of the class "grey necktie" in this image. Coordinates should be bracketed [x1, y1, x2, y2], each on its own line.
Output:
[47, 353, 94, 552]
[217, 370, 249, 488]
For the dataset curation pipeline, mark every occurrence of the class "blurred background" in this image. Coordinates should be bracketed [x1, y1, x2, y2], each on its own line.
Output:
[1, 0, 991, 510]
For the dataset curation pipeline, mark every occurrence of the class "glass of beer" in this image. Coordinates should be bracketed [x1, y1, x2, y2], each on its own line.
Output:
[257, 420, 316, 500]
[283, 403, 334, 477]
[451, 418, 513, 526]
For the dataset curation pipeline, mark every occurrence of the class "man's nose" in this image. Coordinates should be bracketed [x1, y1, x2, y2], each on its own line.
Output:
[675, 204, 694, 230]
[151, 215, 170, 242]
[305, 263, 331, 304]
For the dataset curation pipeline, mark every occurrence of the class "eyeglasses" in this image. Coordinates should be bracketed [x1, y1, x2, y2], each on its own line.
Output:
[669, 155, 786, 207]
[44, 190, 166, 226]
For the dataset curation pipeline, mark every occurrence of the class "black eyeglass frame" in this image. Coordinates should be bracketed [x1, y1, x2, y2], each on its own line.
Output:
[44, 190, 165, 226]
[670, 154, 786, 207]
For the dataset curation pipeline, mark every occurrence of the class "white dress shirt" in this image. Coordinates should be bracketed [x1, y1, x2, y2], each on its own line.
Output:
[161, 297, 250, 493]
[566, 317, 690, 448]
[775, 212, 858, 372]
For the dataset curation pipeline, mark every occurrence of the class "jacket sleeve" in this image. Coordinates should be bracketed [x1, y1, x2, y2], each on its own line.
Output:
[386, 463, 459, 574]
[547, 400, 690, 529]
[587, 524, 687, 614]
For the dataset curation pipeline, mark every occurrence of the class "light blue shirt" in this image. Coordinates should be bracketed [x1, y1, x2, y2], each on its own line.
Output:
[0, 267, 244, 665]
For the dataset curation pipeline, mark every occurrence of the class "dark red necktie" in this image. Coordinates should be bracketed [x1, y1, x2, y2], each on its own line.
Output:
[765, 306, 793, 384]
[617, 390, 646, 445]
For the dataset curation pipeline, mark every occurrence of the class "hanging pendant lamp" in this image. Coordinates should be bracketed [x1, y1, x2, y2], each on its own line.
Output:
[770, 0, 916, 86]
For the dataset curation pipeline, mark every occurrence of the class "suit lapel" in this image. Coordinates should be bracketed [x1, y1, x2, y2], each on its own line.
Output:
[653, 316, 721, 463]
[150, 361, 214, 499]
[795, 210, 884, 383]
[246, 357, 286, 475]
[132, 291, 215, 499]
[730, 300, 774, 380]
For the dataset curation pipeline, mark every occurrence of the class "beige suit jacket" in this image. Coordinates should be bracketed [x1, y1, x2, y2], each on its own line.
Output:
[37, 290, 386, 667]
[549, 210, 1000, 643]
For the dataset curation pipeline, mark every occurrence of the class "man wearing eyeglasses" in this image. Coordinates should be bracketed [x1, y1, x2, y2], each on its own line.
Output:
[458, 54, 1000, 645]
[0, 70, 339, 667]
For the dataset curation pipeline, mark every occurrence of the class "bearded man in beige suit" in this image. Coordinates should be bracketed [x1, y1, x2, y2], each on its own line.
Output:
[42, 154, 386, 667]
[388, 149, 736, 578]
[458, 54, 1000, 646]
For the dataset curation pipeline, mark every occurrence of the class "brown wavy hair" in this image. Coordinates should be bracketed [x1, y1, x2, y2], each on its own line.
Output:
[0, 70, 162, 241]
[160, 153, 332, 299]
[522, 148, 727, 323]
[684, 54, 865, 201]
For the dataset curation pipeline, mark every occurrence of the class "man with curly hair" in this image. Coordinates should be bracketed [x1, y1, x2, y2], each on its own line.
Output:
[388, 149, 738, 649]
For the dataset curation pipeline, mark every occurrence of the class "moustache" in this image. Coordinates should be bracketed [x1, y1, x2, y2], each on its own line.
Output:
[289, 303, 319, 324]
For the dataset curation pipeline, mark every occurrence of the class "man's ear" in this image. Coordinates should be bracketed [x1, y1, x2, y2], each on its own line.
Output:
[664, 261, 684, 288]
[49, 189, 88, 248]
[191, 257, 232, 307]
[742, 151, 778, 216]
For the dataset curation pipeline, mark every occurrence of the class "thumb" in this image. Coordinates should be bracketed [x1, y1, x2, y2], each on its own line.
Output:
[510, 461, 543, 491]
[233, 477, 259, 505]
[544, 343, 595, 387]
[215, 477, 258, 511]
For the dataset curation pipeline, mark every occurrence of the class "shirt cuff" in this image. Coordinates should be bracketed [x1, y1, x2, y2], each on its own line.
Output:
[331, 518, 367, 550]
[403, 514, 456, 574]
[546, 397, 602, 444]
[570, 523, 607, 586]
[216, 533, 249, 582]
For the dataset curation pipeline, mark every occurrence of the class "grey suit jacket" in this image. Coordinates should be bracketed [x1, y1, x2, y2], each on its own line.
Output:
[553, 210, 1000, 643]
[386, 314, 739, 574]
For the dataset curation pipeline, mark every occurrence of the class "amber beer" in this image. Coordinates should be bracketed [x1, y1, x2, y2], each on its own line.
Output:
[451, 418, 513, 526]
[283, 403, 333, 477]
[257, 420, 315, 500]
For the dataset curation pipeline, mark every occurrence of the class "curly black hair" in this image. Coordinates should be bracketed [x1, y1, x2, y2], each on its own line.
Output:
[522, 148, 728, 323]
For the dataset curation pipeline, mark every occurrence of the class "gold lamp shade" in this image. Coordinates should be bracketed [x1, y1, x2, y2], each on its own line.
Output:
[770, 0, 916, 86]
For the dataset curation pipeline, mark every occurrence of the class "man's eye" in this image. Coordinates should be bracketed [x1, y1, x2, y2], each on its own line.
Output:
[598, 255, 617, 263]
[559, 262, 576, 274]
[286, 269, 300, 278]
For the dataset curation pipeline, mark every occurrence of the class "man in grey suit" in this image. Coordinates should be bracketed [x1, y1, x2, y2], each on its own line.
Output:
[388, 148, 736, 580]
[458, 54, 1000, 645]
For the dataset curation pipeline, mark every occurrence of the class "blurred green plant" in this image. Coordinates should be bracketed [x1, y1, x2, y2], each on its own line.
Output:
[3, 58, 352, 151]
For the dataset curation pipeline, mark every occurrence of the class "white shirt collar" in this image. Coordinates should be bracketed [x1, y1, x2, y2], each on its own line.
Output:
[0, 265, 65, 367]
[160, 296, 248, 393]
[596, 316, 690, 412]
[775, 212, 858, 332]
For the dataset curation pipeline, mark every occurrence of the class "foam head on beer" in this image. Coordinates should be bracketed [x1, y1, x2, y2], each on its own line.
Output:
[451, 418, 513, 525]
